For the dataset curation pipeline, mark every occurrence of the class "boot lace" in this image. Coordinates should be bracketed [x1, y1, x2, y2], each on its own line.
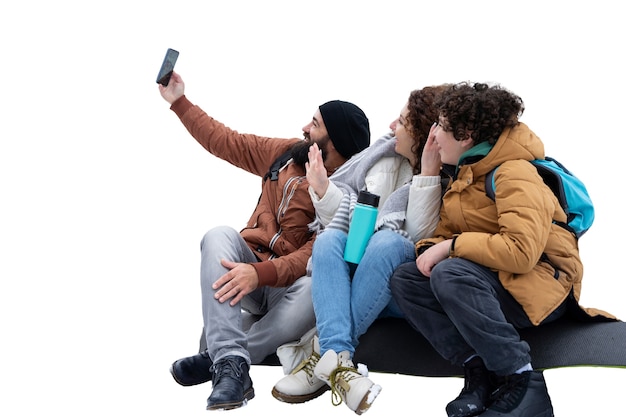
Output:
[329, 365, 361, 407]
[210, 357, 243, 384]
[291, 350, 321, 378]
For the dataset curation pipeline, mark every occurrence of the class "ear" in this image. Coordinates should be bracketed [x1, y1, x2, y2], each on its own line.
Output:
[459, 133, 474, 150]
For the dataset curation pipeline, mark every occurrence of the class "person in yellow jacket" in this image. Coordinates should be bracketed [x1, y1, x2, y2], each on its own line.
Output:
[389, 82, 616, 417]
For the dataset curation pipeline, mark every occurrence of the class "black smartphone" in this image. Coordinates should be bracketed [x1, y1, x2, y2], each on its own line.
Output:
[156, 48, 179, 86]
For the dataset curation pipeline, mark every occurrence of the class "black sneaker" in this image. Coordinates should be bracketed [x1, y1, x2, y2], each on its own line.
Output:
[446, 357, 496, 417]
[206, 356, 255, 410]
[170, 350, 213, 386]
[481, 370, 553, 417]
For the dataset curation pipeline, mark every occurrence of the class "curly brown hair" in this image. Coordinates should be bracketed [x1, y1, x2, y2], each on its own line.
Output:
[436, 82, 525, 145]
[405, 85, 448, 173]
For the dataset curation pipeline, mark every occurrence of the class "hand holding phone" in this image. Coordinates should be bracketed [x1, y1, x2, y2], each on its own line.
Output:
[156, 48, 179, 86]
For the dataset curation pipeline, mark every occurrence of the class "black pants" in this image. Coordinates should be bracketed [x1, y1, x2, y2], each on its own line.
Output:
[390, 258, 566, 376]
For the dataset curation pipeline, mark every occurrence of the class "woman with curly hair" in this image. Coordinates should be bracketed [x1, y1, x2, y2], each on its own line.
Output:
[390, 82, 616, 417]
[271, 86, 446, 414]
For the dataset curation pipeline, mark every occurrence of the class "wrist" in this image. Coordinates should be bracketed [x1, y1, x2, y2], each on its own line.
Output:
[448, 236, 457, 257]
[315, 179, 329, 199]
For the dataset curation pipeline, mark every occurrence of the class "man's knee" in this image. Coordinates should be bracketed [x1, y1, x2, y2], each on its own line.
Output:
[200, 225, 239, 249]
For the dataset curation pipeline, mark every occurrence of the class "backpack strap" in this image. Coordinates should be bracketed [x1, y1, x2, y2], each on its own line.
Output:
[484, 160, 580, 237]
[263, 149, 293, 182]
[485, 166, 499, 200]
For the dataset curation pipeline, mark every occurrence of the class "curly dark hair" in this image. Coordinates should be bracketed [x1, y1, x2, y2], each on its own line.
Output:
[435, 82, 525, 145]
[406, 85, 448, 173]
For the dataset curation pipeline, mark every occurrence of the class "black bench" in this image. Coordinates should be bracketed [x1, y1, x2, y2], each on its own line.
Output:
[352, 316, 626, 377]
[205, 315, 626, 377]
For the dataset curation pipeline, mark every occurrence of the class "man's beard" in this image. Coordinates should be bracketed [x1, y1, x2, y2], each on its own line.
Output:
[291, 134, 330, 168]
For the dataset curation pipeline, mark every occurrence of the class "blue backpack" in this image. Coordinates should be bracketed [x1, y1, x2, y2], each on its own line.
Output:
[485, 157, 595, 238]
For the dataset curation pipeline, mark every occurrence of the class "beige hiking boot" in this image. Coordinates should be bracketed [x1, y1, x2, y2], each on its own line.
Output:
[314, 349, 382, 415]
[271, 335, 330, 403]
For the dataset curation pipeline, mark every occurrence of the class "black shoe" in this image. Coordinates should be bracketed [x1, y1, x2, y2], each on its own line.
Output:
[481, 370, 553, 417]
[170, 350, 213, 386]
[446, 357, 496, 417]
[206, 356, 255, 410]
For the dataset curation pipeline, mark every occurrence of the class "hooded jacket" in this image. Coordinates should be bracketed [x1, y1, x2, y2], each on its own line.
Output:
[416, 122, 615, 325]
[171, 96, 315, 287]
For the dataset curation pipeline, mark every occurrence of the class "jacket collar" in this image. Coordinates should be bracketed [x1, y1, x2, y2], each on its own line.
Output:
[455, 141, 494, 177]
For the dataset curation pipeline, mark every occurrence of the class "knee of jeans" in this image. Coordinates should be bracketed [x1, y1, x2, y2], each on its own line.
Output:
[430, 259, 468, 296]
[200, 225, 238, 250]
[315, 228, 346, 245]
[368, 231, 415, 260]
[368, 229, 399, 244]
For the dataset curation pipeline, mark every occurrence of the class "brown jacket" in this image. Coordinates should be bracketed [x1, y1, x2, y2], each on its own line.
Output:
[171, 96, 315, 287]
[417, 122, 615, 324]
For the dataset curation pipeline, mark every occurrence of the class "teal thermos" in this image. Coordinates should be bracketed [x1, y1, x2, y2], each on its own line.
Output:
[343, 190, 380, 265]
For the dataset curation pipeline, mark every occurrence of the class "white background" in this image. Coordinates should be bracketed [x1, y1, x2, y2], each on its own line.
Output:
[1, 1, 624, 415]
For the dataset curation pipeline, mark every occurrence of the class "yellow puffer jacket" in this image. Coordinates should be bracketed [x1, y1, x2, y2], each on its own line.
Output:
[416, 122, 615, 325]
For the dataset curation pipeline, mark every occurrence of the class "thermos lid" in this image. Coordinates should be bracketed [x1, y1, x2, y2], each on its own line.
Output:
[357, 190, 380, 207]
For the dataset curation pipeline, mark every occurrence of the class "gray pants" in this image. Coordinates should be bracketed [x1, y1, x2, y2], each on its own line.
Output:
[199, 226, 315, 365]
[390, 258, 567, 376]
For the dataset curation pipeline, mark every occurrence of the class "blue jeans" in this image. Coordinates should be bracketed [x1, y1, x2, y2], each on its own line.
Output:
[311, 228, 415, 357]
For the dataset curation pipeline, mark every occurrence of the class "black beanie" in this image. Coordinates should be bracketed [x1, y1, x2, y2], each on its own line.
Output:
[319, 100, 371, 159]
